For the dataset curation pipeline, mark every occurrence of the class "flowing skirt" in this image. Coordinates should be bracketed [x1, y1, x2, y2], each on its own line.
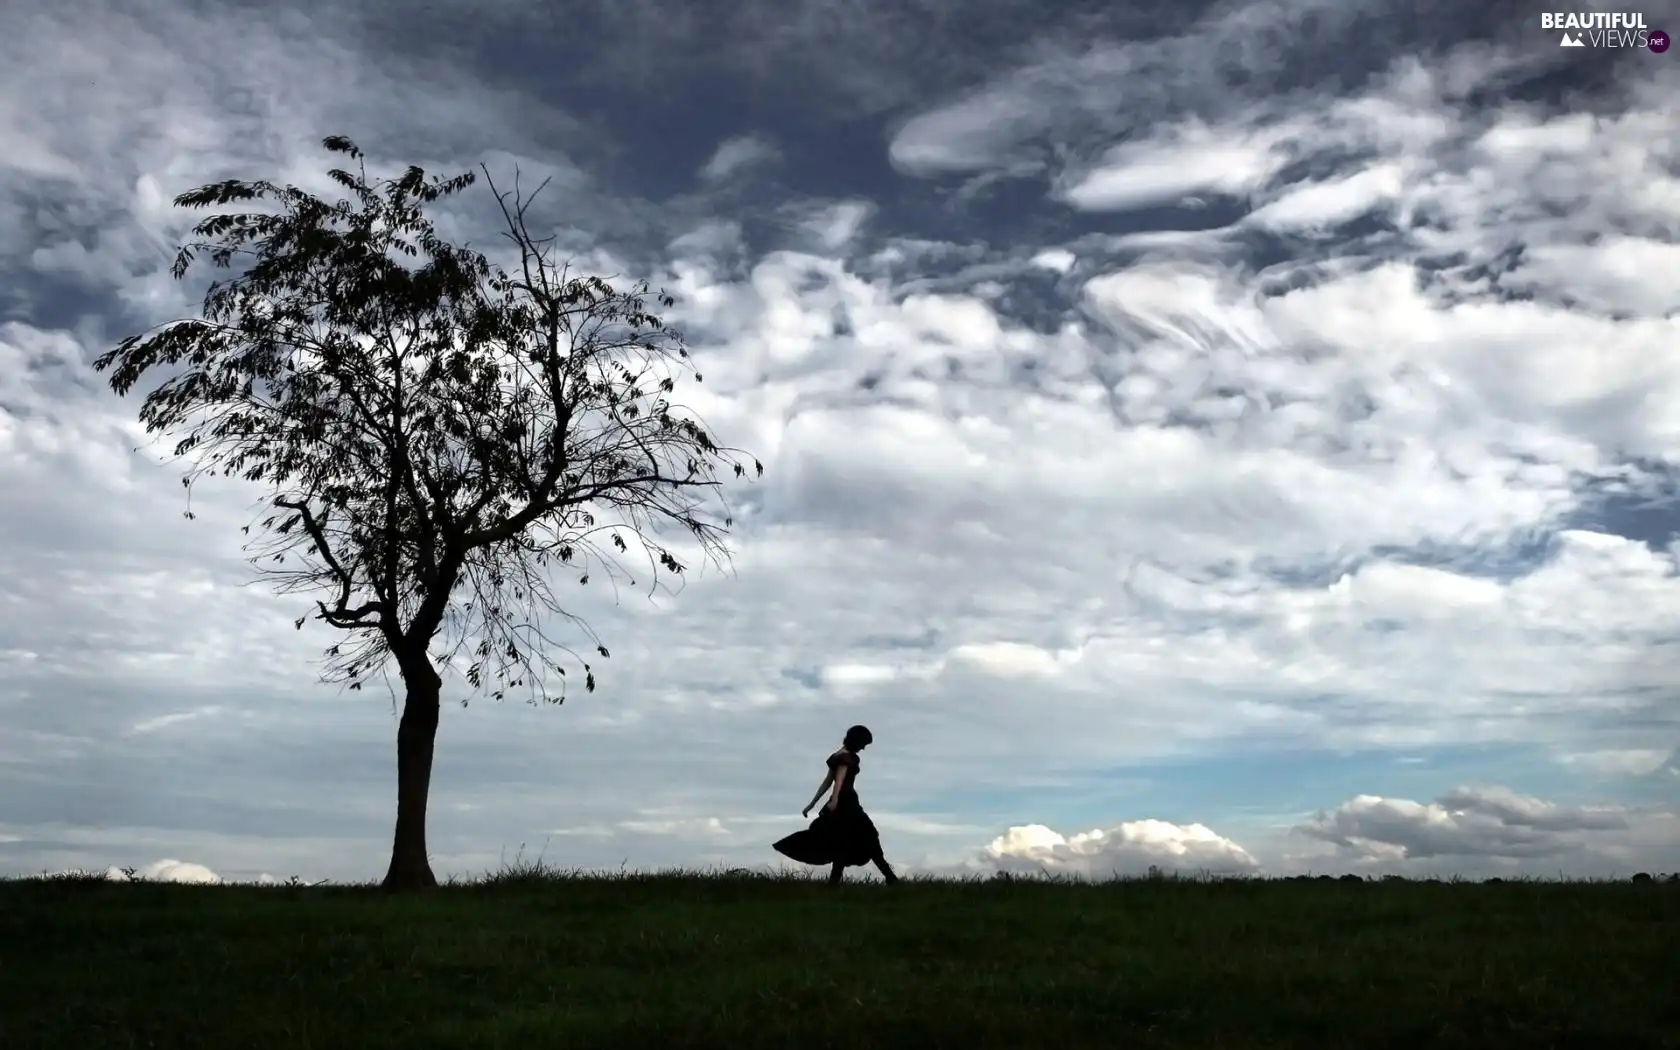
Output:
[772, 803, 882, 867]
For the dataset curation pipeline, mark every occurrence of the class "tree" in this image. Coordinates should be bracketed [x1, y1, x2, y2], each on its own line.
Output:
[95, 137, 762, 890]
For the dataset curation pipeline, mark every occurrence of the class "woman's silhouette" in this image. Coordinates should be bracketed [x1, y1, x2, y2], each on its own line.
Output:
[773, 725, 899, 885]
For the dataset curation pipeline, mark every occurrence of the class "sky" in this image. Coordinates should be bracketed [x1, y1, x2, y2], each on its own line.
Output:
[1, 0, 1678, 885]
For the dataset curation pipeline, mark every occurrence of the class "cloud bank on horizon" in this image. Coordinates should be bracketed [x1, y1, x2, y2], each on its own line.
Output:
[1, 0, 1676, 884]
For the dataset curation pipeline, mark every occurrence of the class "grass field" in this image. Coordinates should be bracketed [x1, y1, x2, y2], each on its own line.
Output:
[4, 864, 1676, 1049]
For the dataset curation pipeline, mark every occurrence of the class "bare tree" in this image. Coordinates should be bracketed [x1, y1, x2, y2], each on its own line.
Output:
[95, 137, 761, 889]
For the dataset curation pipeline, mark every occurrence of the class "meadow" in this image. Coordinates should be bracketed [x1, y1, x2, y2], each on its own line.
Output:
[3, 863, 1676, 1049]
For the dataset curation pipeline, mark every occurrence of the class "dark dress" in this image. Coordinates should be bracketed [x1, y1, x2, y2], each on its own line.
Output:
[773, 750, 883, 867]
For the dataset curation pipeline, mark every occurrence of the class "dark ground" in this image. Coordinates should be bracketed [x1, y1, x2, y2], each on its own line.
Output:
[3, 866, 1676, 1049]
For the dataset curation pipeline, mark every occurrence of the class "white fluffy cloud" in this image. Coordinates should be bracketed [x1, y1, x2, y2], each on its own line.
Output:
[1058, 118, 1296, 211]
[1028, 248, 1076, 273]
[976, 820, 1260, 876]
[69, 859, 223, 883]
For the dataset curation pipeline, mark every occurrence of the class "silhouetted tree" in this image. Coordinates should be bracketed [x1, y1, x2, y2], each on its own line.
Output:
[96, 137, 761, 890]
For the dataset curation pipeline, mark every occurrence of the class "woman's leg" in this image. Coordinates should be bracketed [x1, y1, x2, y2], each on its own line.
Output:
[871, 850, 899, 884]
[828, 861, 845, 885]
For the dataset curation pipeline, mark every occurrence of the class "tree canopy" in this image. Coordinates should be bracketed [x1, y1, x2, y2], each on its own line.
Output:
[95, 136, 761, 886]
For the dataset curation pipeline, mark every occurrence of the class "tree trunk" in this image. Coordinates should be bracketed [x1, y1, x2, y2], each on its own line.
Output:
[382, 656, 442, 891]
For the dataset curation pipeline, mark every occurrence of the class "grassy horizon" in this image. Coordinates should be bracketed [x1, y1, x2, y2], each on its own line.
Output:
[5, 861, 1676, 1049]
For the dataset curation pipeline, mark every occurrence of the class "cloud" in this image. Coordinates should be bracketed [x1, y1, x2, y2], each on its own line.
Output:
[1557, 749, 1673, 778]
[886, 0, 1415, 177]
[971, 819, 1261, 877]
[68, 858, 223, 883]
[1028, 248, 1076, 273]
[1057, 119, 1295, 211]
[782, 199, 875, 250]
[1293, 786, 1667, 864]
[533, 0, 1169, 116]
[1656, 751, 1680, 780]
[1246, 162, 1408, 232]
[127, 706, 226, 736]
[31, 859, 330, 884]
[615, 816, 732, 838]
[132, 858, 222, 883]
[699, 134, 779, 183]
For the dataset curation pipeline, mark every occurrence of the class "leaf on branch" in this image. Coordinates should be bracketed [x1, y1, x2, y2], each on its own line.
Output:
[596, 645, 609, 658]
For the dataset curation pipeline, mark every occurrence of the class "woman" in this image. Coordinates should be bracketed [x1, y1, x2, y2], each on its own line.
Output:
[772, 725, 899, 885]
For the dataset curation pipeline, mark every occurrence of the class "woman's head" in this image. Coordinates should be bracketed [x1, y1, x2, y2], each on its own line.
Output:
[842, 725, 873, 752]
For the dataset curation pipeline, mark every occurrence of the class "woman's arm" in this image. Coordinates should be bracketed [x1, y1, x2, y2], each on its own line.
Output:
[802, 769, 835, 816]
[824, 765, 849, 811]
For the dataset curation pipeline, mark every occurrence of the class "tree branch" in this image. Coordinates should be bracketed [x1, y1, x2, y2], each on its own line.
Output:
[275, 497, 382, 627]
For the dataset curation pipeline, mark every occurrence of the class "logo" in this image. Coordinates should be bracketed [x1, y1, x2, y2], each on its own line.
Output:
[1541, 11, 1665, 48]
